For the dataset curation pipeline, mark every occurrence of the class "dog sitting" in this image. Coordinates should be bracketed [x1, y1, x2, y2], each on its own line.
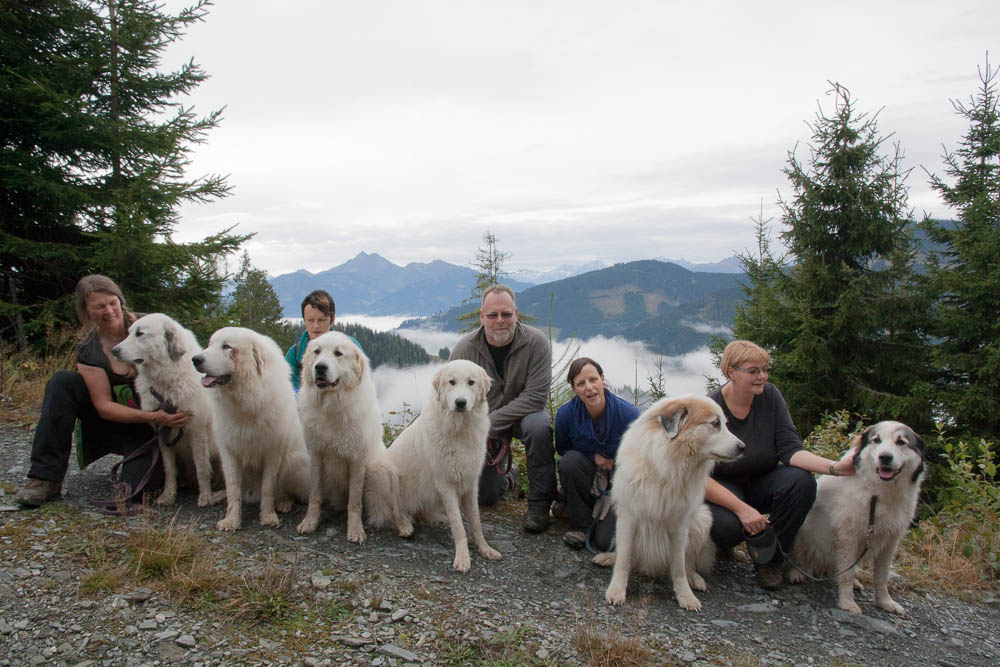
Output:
[112, 313, 223, 507]
[788, 421, 925, 614]
[597, 395, 744, 611]
[295, 331, 412, 542]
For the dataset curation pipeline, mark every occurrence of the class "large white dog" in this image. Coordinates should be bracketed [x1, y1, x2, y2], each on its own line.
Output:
[295, 331, 412, 542]
[370, 360, 501, 573]
[192, 327, 310, 531]
[788, 421, 925, 615]
[598, 395, 745, 611]
[112, 313, 222, 507]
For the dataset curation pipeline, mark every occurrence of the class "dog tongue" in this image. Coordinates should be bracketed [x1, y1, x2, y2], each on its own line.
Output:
[201, 376, 216, 388]
[878, 467, 895, 480]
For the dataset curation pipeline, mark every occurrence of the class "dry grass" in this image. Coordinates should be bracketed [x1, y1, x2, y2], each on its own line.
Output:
[0, 328, 77, 423]
[573, 601, 652, 667]
[223, 556, 297, 623]
[897, 517, 1000, 594]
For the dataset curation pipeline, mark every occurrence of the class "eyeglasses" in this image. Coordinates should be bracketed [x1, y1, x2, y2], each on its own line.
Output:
[732, 365, 771, 377]
[484, 311, 515, 321]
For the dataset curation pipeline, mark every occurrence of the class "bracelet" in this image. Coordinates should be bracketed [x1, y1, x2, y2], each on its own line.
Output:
[829, 462, 838, 476]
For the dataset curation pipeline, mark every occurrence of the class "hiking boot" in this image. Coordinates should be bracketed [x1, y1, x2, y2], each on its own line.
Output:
[14, 478, 62, 508]
[523, 504, 551, 533]
[562, 530, 586, 549]
[756, 563, 784, 591]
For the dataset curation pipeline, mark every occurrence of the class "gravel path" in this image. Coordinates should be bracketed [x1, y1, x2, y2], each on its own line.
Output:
[1, 422, 998, 666]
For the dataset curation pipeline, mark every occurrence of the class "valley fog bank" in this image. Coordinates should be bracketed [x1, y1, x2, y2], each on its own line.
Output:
[343, 314, 723, 424]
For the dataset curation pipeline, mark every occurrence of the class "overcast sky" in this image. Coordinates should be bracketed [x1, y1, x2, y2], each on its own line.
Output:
[161, 0, 998, 277]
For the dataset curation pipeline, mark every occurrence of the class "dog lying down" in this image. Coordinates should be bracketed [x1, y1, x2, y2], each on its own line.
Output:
[295, 331, 412, 542]
[788, 421, 925, 615]
[596, 395, 745, 611]
[369, 359, 501, 573]
[192, 327, 310, 531]
[112, 313, 224, 507]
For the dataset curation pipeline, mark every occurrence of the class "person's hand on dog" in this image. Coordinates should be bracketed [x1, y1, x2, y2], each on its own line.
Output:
[830, 457, 856, 477]
[153, 410, 189, 429]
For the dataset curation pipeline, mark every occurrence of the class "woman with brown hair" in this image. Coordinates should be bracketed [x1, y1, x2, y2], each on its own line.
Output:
[14, 275, 187, 507]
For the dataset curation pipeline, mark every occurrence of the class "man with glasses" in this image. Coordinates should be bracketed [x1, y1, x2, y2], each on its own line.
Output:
[451, 284, 555, 533]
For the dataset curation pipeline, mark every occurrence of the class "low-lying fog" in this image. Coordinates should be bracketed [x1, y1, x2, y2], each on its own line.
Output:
[337, 314, 727, 423]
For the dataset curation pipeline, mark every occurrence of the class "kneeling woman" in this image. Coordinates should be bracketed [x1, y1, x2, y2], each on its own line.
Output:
[555, 357, 640, 549]
[14, 275, 188, 508]
[706, 340, 854, 590]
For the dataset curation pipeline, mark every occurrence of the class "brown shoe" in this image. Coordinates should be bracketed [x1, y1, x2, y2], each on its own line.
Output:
[15, 478, 62, 508]
[523, 505, 551, 533]
[756, 563, 784, 591]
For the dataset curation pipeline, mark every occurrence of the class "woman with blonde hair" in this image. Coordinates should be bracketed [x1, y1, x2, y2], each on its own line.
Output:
[14, 275, 187, 507]
[706, 340, 854, 590]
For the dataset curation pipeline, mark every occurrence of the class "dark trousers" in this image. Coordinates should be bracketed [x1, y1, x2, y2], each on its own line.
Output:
[28, 370, 157, 486]
[558, 449, 601, 531]
[707, 466, 817, 565]
[478, 409, 554, 507]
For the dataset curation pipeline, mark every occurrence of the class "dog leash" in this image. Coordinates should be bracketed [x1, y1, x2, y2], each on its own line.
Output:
[777, 495, 879, 582]
[485, 436, 512, 475]
[585, 469, 615, 554]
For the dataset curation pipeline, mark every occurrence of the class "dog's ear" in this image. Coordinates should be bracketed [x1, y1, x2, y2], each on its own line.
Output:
[657, 404, 688, 439]
[352, 348, 366, 385]
[478, 370, 491, 401]
[252, 343, 264, 376]
[432, 366, 444, 394]
[164, 324, 186, 362]
[906, 427, 926, 482]
[852, 425, 875, 470]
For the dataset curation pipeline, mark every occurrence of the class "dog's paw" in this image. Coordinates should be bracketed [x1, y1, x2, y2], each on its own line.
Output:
[260, 512, 280, 527]
[217, 516, 240, 532]
[838, 598, 863, 614]
[877, 597, 906, 615]
[787, 568, 805, 584]
[396, 518, 414, 538]
[156, 492, 176, 506]
[592, 552, 616, 568]
[689, 572, 707, 592]
[347, 525, 367, 544]
[605, 584, 627, 605]
[197, 491, 219, 507]
[453, 551, 471, 573]
[479, 545, 501, 560]
[677, 593, 702, 612]
[297, 516, 318, 534]
[275, 497, 294, 514]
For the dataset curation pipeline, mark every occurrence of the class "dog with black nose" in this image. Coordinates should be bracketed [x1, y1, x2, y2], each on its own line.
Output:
[788, 421, 925, 614]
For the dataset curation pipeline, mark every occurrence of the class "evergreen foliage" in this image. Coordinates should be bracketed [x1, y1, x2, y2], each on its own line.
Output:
[921, 57, 1000, 438]
[223, 251, 293, 347]
[457, 231, 512, 331]
[726, 84, 930, 433]
[333, 322, 430, 369]
[0, 0, 246, 348]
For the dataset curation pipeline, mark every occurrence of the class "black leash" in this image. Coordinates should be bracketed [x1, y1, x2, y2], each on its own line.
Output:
[778, 495, 879, 582]
[89, 386, 181, 516]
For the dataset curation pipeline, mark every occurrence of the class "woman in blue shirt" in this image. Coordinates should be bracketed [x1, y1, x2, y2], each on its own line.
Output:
[555, 357, 640, 549]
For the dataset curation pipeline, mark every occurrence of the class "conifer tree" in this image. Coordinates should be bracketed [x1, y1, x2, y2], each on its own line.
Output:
[1, 0, 246, 346]
[733, 84, 929, 433]
[921, 57, 1000, 438]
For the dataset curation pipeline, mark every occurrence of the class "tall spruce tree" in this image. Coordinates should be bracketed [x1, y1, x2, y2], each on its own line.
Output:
[457, 231, 513, 331]
[0, 0, 246, 348]
[921, 57, 1000, 438]
[224, 251, 288, 343]
[733, 84, 929, 433]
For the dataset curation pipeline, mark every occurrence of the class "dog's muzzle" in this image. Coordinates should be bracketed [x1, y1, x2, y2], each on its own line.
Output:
[453, 397, 467, 412]
[111, 346, 142, 364]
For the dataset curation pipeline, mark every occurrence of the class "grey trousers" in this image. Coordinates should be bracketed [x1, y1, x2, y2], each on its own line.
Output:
[478, 409, 553, 507]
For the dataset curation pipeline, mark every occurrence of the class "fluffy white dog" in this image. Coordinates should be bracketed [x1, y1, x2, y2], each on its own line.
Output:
[371, 359, 501, 573]
[598, 395, 745, 611]
[789, 421, 925, 614]
[192, 327, 310, 531]
[112, 313, 222, 506]
[295, 331, 412, 542]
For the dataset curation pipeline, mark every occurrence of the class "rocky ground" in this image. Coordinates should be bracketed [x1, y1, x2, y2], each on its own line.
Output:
[1, 422, 998, 666]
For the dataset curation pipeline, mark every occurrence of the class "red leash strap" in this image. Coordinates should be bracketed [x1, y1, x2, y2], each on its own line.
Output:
[485, 436, 512, 475]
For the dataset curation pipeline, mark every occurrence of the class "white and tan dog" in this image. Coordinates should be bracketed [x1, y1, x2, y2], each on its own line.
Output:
[598, 395, 745, 611]
[295, 331, 412, 542]
[789, 421, 925, 615]
[112, 313, 222, 507]
[370, 360, 501, 573]
[192, 327, 310, 532]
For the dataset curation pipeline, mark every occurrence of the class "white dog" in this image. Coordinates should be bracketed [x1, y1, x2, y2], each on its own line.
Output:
[295, 331, 412, 542]
[788, 421, 925, 615]
[598, 395, 745, 611]
[192, 327, 310, 531]
[370, 360, 501, 573]
[112, 313, 222, 507]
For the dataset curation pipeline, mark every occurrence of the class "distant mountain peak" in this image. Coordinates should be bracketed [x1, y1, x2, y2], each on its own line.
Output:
[337, 251, 399, 274]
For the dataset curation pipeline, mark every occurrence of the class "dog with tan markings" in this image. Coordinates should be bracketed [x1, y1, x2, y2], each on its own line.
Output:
[295, 331, 412, 542]
[788, 421, 925, 614]
[112, 313, 223, 507]
[597, 394, 745, 610]
[192, 327, 310, 532]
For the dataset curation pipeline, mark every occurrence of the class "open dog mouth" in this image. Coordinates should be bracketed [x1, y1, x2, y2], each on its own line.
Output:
[314, 378, 340, 389]
[877, 465, 902, 481]
[200, 374, 232, 388]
